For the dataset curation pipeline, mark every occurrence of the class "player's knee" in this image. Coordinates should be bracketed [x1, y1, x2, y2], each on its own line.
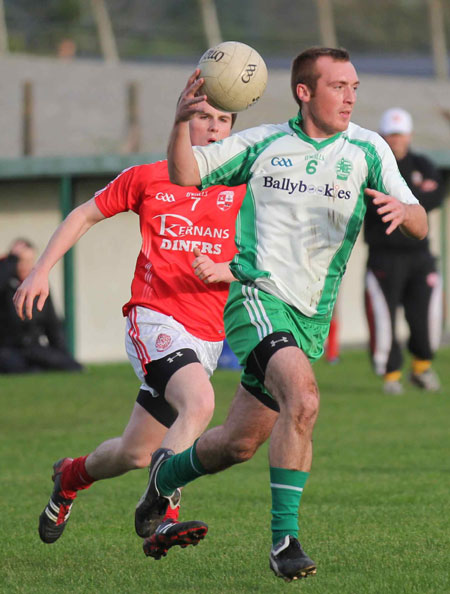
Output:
[188, 404, 215, 433]
[119, 445, 151, 470]
[297, 390, 319, 425]
[282, 385, 319, 427]
[195, 392, 215, 420]
[177, 392, 215, 429]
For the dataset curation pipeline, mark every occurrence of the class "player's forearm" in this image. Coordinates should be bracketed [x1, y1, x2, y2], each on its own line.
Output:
[167, 121, 201, 186]
[399, 203, 428, 240]
[214, 261, 237, 284]
[35, 201, 102, 274]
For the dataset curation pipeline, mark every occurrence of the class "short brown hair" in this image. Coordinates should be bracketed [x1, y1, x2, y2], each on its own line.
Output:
[291, 47, 350, 107]
[177, 92, 237, 128]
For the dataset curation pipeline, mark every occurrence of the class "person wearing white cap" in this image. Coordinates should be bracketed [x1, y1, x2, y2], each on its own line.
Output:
[379, 107, 413, 136]
[364, 108, 445, 394]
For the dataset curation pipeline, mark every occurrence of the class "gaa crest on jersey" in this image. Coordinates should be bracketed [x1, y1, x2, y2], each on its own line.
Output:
[217, 190, 234, 211]
[335, 158, 353, 181]
[155, 333, 172, 352]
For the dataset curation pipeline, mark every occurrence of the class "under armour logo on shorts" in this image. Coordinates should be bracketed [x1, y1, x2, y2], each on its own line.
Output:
[167, 352, 184, 364]
[270, 336, 289, 348]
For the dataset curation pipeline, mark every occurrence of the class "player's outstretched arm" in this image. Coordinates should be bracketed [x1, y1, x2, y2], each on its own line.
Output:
[13, 198, 105, 320]
[364, 188, 428, 239]
[167, 70, 205, 186]
[192, 247, 236, 284]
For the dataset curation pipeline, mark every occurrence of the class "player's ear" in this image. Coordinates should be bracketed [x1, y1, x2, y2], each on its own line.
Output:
[296, 83, 311, 103]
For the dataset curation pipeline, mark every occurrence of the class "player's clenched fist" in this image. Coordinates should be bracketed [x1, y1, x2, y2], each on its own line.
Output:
[192, 247, 236, 284]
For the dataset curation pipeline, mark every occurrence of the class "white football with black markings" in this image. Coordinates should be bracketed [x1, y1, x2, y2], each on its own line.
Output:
[197, 41, 268, 113]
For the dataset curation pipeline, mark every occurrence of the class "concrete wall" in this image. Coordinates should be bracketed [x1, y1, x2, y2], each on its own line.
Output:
[1, 55, 449, 362]
[1, 54, 450, 158]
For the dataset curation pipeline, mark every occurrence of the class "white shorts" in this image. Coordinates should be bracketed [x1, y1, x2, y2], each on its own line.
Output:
[125, 306, 223, 392]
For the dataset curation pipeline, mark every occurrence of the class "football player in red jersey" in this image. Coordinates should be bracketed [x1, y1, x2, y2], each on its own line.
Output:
[14, 100, 246, 557]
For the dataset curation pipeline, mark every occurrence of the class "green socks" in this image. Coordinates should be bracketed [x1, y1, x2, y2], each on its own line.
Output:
[157, 441, 207, 496]
[157, 448, 309, 547]
[270, 466, 309, 545]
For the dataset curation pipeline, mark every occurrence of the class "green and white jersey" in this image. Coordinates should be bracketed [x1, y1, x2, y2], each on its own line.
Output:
[193, 112, 418, 320]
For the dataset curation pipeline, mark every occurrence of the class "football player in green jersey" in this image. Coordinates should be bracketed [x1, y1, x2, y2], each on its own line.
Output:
[137, 47, 427, 581]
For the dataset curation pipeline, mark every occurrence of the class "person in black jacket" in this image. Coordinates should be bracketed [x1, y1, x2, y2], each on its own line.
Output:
[364, 108, 445, 394]
[0, 238, 82, 373]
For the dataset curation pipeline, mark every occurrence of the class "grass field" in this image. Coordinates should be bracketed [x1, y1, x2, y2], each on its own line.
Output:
[1, 348, 449, 593]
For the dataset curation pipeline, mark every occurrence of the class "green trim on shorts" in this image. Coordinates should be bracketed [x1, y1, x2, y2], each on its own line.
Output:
[224, 282, 330, 402]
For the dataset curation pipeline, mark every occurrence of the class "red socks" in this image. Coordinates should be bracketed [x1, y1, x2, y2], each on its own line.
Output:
[163, 504, 180, 522]
[59, 456, 181, 523]
[60, 456, 95, 498]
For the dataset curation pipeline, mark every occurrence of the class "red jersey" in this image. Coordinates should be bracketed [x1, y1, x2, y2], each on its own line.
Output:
[94, 160, 245, 341]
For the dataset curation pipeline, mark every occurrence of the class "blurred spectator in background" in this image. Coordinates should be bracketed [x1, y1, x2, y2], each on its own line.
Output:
[364, 108, 445, 394]
[0, 238, 83, 374]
